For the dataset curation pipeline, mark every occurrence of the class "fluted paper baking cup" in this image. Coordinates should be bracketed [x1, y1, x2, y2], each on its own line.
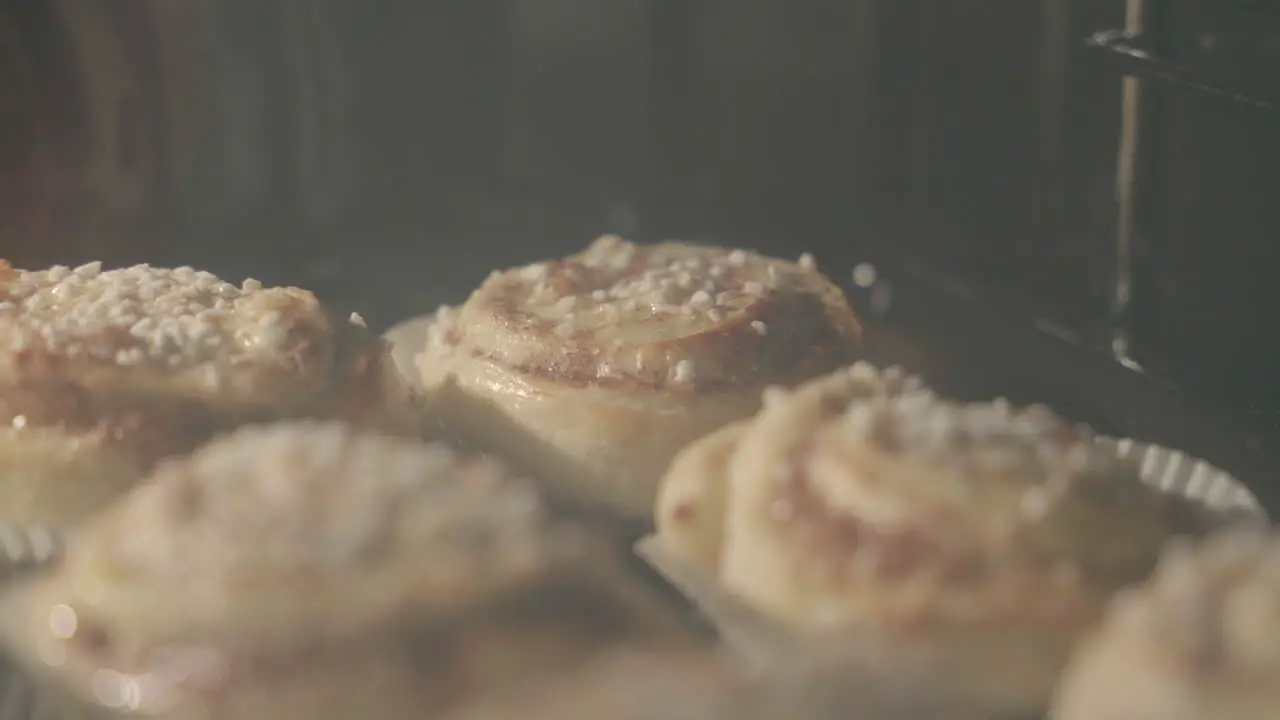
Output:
[636, 537, 1030, 720]
[634, 534, 788, 663]
[1094, 436, 1266, 522]
[636, 438, 1268, 718]
[383, 315, 434, 393]
[0, 523, 60, 579]
[0, 523, 64, 720]
[0, 664, 36, 720]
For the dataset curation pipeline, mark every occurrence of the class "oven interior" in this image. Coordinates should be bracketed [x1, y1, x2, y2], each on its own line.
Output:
[2, 0, 1279, 510]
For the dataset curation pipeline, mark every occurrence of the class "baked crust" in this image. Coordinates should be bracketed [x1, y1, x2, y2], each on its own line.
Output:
[413, 236, 860, 521]
[0, 260, 417, 526]
[0, 422, 680, 719]
[1052, 531, 1280, 720]
[655, 362, 1205, 713]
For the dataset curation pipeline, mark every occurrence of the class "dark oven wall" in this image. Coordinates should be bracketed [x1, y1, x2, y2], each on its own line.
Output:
[0, 0, 1113, 321]
[861, 0, 1280, 493]
[619, 1, 1171, 427]
[1130, 0, 1280, 434]
[866, 0, 1126, 338]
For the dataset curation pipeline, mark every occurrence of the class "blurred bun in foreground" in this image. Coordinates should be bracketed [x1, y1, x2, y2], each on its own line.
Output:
[0, 421, 683, 719]
[1052, 530, 1280, 720]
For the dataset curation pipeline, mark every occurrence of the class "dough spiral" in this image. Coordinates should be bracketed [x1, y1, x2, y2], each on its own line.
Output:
[656, 362, 1206, 714]
[414, 236, 861, 522]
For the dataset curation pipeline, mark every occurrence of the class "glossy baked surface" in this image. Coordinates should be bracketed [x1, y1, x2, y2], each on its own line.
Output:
[422, 236, 858, 393]
[409, 236, 860, 519]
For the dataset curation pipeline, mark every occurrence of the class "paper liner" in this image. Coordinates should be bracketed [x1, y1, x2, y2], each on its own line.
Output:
[1094, 436, 1266, 523]
[0, 523, 64, 720]
[636, 438, 1269, 719]
[634, 538, 1029, 719]
[0, 666, 34, 720]
[0, 524, 60, 580]
[382, 315, 433, 394]
[636, 536, 1042, 719]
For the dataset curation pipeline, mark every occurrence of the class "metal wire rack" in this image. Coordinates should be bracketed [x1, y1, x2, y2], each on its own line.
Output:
[1086, 28, 1280, 116]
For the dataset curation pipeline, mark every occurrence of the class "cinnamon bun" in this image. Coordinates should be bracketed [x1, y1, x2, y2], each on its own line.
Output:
[654, 362, 1207, 714]
[411, 236, 861, 522]
[0, 261, 417, 527]
[0, 421, 681, 719]
[1052, 531, 1280, 720]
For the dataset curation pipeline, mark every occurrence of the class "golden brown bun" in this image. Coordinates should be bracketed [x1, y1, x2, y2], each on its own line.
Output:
[0, 261, 417, 527]
[655, 362, 1206, 715]
[413, 236, 861, 522]
[0, 421, 681, 719]
[1052, 531, 1280, 720]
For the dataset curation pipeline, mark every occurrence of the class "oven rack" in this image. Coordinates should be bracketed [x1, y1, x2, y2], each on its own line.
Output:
[1086, 28, 1280, 117]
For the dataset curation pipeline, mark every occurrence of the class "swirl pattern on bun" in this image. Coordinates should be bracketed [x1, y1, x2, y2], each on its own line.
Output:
[0, 261, 417, 526]
[655, 362, 1207, 714]
[0, 422, 680, 719]
[413, 236, 861, 521]
[1052, 531, 1280, 720]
